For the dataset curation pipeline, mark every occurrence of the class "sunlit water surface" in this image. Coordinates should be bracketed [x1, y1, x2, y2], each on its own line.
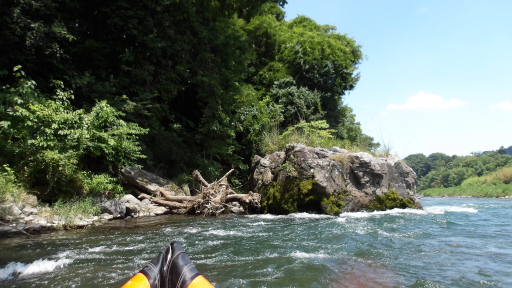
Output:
[1, 197, 511, 287]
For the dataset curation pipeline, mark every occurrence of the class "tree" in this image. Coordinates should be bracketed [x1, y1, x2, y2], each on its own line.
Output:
[1, 0, 376, 189]
[404, 153, 432, 179]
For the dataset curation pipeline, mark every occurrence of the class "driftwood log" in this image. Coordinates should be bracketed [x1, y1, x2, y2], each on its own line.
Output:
[121, 167, 261, 215]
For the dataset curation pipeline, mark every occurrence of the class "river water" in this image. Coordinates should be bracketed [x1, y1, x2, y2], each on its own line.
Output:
[0, 197, 511, 287]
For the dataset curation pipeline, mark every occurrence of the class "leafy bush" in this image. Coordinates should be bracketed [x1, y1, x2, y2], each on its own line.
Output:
[79, 173, 124, 197]
[0, 67, 147, 198]
[0, 165, 27, 204]
[461, 166, 512, 186]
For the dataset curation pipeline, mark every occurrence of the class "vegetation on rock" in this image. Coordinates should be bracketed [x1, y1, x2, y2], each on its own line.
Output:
[368, 190, 416, 212]
[262, 177, 323, 214]
[321, 192, 346, 216]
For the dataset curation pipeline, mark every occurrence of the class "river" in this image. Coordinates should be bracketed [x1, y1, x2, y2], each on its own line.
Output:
[0, 197, 511, 287]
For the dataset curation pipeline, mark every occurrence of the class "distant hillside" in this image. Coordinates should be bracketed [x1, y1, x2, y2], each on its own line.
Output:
[404, 147, 512, 192]
[480, 146, 512, 156]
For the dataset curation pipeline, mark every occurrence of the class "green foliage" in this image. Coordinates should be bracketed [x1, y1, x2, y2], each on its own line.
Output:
[281, 120, 336, 144]
[321, 192, 345, 216]
[405, 149, 512, 192]
[368, 190, 416, 212]
[79, 173, 124, 197]
[403, 153, 431, 178]
[1, 0, 378, 195]
[0, 165, 27, 204]
[262, 176, 321, 214]
[269, 77, 323, 127]
[421, 185, 512, 198]
[461, 166, 512, 186]
[0, 68, 146, 198]
[261, 120, 337, 155]
[46, 197, 101, 229]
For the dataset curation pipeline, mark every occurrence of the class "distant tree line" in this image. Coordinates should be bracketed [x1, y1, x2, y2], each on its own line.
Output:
[404, 147, 512, 192]
[1, 0, 377, 200]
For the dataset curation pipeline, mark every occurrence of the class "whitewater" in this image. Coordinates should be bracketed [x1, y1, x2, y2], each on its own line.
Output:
[0, 197, 511, 287]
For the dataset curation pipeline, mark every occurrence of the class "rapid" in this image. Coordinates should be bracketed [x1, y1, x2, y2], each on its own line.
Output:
[1, 197, 511, 287]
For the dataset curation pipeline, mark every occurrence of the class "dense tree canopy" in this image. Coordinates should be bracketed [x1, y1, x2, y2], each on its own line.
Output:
[1, 0, 377, 198]
[404, 149, 512, 192]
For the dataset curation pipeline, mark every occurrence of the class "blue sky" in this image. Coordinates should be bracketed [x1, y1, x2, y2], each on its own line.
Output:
[284, 0, 512, 158]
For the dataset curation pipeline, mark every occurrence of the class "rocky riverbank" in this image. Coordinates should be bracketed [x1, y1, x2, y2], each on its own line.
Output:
[0, 194, 171, 235]
[0, 192, 248, 236]
[1, 144, 423, 235]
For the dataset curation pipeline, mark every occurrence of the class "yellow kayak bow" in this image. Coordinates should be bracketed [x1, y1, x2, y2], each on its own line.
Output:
[121, 242, 215, 288]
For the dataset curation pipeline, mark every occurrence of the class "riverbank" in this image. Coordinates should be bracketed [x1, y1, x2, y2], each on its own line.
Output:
[420, 184, 512, 197]
[0, 194, 170, 236]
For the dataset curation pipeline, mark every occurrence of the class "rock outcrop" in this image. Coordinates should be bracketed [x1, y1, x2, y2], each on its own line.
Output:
[249, 143, 422, 214]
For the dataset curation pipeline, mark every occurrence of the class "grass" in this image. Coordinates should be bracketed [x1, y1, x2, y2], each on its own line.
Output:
[1, 165, 102, 229]
[373, 142, 393, 158]
[0, 165, 27, 205]
[43, 197, 101, 229]
[463, 166, 512, 186]
[420, 184, 512, 198]
[421, 166, 512, 198]
[260, 120, 373, 156]
[328, 153, 352, 166]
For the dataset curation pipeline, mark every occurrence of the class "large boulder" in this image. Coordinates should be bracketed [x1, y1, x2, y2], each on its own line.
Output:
[249, 143, 422, 214]
[119, 194, 170, 217]
[121, 166, 188, 197]
[101, 199, 126, 219]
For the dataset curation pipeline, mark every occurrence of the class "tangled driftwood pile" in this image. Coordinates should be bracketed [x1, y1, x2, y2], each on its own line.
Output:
[121, 167, 261, 216]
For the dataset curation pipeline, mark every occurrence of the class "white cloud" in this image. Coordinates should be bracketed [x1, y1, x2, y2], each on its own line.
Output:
[386, 91, 468, 110]
[490, 101, 512, 112]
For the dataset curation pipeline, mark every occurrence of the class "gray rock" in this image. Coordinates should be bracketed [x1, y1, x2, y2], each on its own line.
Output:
[22, 194, 38, 207]
[150, 206, 169, 216]
[249, 143, 422, 214]
[22, 207, 39, 216]
[121, 166, 186, 197]
[99, 213, 114, 220]
[120, 194, 141, 206]
[119, 194, 143, 217]
[101, 199, 126, 219]
[0, 203, 24, 219]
